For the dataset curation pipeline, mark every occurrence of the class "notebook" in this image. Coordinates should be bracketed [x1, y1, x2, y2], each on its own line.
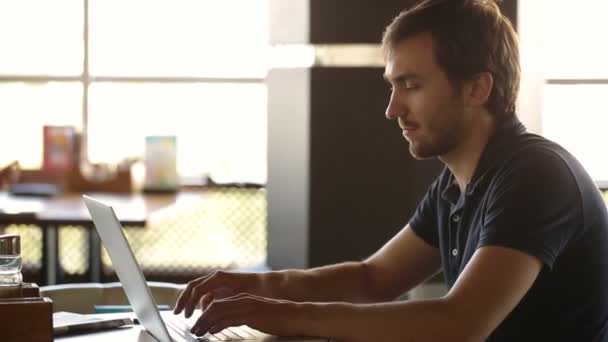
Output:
[83, 195, 326, 342]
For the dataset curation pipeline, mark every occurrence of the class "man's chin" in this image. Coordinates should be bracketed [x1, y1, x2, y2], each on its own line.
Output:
[409, 144, 439, 160]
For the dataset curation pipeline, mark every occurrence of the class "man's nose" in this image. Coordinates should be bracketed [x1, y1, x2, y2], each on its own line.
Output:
[385, 93, 405, 120]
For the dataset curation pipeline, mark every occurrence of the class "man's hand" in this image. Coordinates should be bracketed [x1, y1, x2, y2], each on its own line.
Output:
[189, 293, 310, 337]
[174, 271, 268, 318]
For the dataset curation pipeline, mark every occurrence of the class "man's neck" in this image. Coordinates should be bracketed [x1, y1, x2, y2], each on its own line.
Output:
[440, 114, 497, 193]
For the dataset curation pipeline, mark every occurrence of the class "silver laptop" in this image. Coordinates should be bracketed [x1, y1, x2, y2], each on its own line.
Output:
[83, 195, 326, 342]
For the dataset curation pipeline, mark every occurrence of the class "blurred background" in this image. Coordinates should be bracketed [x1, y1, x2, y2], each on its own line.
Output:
[0, 0, 607, 295]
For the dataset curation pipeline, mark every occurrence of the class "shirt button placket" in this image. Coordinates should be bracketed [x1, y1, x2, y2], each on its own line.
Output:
[451, 214, 461, 258]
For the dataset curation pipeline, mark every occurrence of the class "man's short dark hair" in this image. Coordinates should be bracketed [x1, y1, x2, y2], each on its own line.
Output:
[382, 0, 520, 118]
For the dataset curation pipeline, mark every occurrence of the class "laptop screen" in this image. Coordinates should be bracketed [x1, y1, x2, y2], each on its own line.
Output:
[83, 195, 173, 342]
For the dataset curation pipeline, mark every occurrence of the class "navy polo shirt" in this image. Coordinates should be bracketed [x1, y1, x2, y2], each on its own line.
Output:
[409, 117, 608, 341]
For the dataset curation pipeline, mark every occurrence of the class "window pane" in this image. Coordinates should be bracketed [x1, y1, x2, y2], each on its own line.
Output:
[88, 83, 267, 183]
[542, 84, 608, 182]
[0, 0, 83, 76]
[90, 0, 269, 78]
[0, 82, 83, 168]
[544, 0, 608, 79]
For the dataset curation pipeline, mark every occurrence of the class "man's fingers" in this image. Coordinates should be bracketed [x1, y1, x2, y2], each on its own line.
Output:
[174, 276, 207, 314]
[200, 293, 214, 311]
[191, 296, 255, 335]
[175, 271, 254, 316]
[174, 272, 219, 315]
[184, 272, 238, 318]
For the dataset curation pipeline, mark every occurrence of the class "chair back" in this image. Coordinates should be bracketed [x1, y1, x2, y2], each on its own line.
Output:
[40, 281, 186, 313]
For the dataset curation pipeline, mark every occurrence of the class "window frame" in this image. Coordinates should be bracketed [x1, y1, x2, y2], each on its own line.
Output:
[0, 0, 267, 183]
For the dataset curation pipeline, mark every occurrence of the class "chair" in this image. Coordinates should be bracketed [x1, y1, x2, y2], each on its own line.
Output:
[40, 281, 186, 314]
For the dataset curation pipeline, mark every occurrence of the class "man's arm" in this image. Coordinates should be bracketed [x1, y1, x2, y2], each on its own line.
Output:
[175, 225, 440, 315]
[189, 245, 542, 339]
[306, 245, 543, 341]
[264, 224, 441, 303]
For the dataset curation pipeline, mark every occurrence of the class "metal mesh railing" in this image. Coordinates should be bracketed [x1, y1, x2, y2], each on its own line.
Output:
[3, 186, 267, 284]
[103, 187, 267, 281]
[59, 226, 89, 276]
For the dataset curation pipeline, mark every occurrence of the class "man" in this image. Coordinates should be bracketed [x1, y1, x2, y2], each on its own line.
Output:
[175, 0, 608, 340]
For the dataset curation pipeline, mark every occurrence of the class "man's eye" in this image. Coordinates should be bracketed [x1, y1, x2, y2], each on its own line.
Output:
[405, 83, 419, 90]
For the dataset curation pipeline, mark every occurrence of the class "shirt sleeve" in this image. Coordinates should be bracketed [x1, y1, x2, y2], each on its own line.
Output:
[479, 147, 583, 268]
[409, 176, 442, 248]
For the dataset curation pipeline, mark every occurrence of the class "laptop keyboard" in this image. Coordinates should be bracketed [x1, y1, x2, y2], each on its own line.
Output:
[165, 314, 259, 341]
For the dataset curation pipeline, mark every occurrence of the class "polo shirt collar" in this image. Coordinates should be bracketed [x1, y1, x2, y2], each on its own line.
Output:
[441, 116, 527, 202]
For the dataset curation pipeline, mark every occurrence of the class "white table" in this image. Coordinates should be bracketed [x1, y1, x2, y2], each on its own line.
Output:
[55, 325, 159, 341]
[53, 312, 330, 341]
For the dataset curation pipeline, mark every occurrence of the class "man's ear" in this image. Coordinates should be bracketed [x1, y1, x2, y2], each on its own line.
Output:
[465, 72, 493, 108]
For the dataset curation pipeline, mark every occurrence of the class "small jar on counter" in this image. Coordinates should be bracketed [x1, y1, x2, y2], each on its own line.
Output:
[0, 234, 23, 298]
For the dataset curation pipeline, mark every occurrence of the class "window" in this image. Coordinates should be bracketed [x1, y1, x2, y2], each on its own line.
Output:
[542, 85, 608, 184]
[0, 0, 269, 184]
[0, 82, 82, 168]
[88, 82, 267, 181]
[524, 1, 608, 186]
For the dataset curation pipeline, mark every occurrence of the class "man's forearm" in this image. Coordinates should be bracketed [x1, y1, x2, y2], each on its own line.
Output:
[261, 261, 377, 303]
[299, 299, 482, 342]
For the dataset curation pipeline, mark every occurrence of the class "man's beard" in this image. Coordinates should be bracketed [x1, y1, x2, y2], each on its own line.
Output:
[408, 121, 463, 159]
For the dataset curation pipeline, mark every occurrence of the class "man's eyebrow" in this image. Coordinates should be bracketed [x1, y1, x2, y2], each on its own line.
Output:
[383, 72, 421, 83]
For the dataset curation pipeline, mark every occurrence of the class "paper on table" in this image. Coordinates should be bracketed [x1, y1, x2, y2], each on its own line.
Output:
[53, 311, 134, 335]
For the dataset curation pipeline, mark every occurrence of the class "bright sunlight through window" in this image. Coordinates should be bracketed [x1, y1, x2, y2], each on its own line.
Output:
[0, 0, 269, 184]
[539, 0, 608, 185]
